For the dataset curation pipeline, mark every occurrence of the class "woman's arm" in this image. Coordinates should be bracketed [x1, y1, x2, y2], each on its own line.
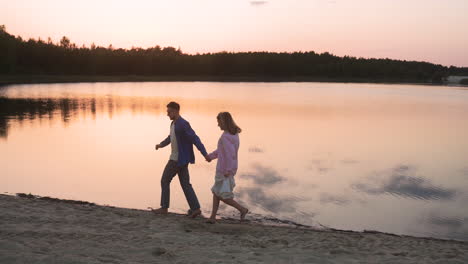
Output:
[208, 149, 218, 160]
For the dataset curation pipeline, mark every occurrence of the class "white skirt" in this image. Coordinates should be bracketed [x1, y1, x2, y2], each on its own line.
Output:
[211, 171, 236, 199]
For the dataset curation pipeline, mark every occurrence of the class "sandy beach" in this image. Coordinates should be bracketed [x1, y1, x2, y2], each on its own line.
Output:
[1, 194, 467, 263]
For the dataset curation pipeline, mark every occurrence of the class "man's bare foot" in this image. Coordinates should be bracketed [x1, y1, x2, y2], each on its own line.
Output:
[188, 208, 202, 218]
[240, 208, 249, 221]
[205, 217, 216, 224]
[151, 207, 168, 214]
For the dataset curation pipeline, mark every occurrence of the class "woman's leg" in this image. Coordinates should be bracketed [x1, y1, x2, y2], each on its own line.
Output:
[221, 198, 249, 221]
[207, 193, 220, 223]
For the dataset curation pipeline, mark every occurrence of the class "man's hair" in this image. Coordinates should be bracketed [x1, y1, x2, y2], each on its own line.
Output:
[166, 101, 180, 111]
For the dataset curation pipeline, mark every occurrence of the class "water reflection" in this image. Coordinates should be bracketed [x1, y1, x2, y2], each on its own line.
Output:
[236, 164, 308, 215]
[352, 165, 459, 201]
[0, 96, 167, 139]
[1, 82, 468, 241]
[239, 164, 287, 186]
[307, 159, 334, 174]
[319, 193, 350, 206]
[248, 146, 264, 153]
[237, 186, 305, 214]
[418, 212, 468, 241]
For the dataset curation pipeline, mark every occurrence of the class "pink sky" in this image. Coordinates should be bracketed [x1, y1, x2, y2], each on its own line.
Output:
[2, 0, 468, 66]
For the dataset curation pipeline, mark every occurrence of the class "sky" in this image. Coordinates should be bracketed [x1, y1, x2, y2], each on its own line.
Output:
[1, 0, 468, 67]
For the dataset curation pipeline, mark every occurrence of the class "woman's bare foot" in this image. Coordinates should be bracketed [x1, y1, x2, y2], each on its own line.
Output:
[151, 207, 168, 214]
[205, 217, 216, 224]
[240, 208, 249, 221]
[188, 208, 202, 218]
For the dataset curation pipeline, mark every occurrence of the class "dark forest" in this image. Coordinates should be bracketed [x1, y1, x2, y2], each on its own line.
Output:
[1, 25, 466, 83]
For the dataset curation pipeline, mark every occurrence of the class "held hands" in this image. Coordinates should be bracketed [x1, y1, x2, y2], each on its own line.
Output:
[205, 155, 212, 162]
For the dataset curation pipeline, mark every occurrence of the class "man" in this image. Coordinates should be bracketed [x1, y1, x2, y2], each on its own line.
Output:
[153, 101, 210, 218]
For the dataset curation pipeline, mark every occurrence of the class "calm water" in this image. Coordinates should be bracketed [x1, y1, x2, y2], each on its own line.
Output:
[1, 82, 468, 241]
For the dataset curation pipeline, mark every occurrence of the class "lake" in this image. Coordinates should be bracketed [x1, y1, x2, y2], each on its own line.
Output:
[1, 82, 468, 241]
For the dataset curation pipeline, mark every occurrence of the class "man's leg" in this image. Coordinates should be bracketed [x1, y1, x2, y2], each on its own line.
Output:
[177, 165, 201, 214]
[158, 160, 178, 210]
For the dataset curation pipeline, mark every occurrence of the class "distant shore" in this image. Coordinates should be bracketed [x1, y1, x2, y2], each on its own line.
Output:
[1, 193, 467, 263]
[0, 74, 440, 86]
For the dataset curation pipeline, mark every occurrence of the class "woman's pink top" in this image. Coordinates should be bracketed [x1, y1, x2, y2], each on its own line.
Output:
[208, 131, 240, 176]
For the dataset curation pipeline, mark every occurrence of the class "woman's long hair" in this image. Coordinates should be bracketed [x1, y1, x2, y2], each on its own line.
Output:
[217, 112, 241, 135]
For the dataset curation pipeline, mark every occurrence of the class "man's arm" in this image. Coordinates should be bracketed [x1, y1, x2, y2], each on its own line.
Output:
[183, 122, 208, 157]
[157, 135, 171, 149]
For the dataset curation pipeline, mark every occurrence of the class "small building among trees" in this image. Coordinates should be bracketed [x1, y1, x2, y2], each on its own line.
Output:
[446, 76, 468, 85]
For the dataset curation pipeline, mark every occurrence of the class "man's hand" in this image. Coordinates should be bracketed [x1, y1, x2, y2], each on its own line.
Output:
[205, 155, 212, 162]
[155, 144, 161, 150]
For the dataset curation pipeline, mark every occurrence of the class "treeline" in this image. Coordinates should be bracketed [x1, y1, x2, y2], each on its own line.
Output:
[1, 25, 466, 83]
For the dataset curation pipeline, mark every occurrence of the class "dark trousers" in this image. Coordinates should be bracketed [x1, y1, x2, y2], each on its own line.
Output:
[160, 160, 201, 210]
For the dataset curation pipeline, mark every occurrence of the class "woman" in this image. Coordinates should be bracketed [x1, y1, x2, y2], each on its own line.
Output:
[205, 112, 248, 224]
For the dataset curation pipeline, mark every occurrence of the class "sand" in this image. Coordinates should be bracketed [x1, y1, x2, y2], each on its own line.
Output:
[1, 194, 467, 264]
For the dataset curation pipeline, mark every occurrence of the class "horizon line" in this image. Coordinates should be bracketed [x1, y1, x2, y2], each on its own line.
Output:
[2, 25, 467, 69]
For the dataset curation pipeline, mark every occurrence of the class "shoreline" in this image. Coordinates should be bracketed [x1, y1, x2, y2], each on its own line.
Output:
[0, 74, 442, 86]
[1, 193, 467, 263]
[7, 192, 465, 243]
